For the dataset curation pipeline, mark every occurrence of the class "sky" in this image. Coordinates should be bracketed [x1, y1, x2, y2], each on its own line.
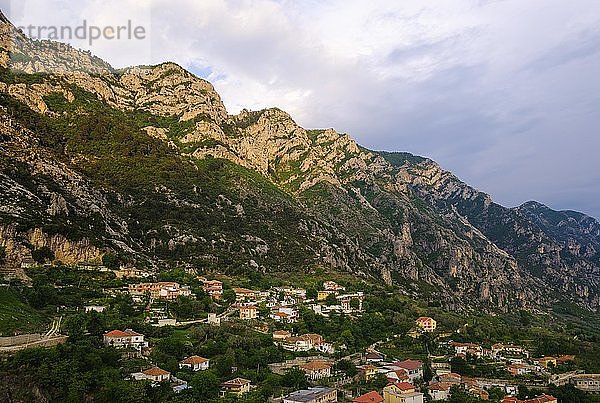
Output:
[3, 0, 600, 219]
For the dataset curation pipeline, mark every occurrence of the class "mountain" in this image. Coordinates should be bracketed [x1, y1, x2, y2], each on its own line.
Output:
[0, 11, 597, 312]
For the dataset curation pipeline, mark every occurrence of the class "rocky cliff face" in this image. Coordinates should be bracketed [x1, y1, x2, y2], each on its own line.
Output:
[0, 12, 597, 312]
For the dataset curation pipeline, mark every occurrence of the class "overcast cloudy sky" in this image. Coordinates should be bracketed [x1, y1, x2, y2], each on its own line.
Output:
[4, 0, 600, 219]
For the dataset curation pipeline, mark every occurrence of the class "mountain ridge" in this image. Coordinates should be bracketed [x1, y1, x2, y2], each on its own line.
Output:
[0, 12, 598, 312]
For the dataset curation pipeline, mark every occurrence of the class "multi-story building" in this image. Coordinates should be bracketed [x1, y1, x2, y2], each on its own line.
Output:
[383, 382, 424, 403]
[284, 387, 337, 403]
[239, 305, 258, 320]
[415, 317, 436, 332]
[300, 361, 333, 380]
[202, 279, 223, 300]
[220, 378, 251, 397]
[392, 360, 423, 382]
[103, 329, 148, 351]
[179, 355, 210, 371]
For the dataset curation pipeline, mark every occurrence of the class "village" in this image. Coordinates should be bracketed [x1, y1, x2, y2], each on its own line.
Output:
[1, 262, 599, 402]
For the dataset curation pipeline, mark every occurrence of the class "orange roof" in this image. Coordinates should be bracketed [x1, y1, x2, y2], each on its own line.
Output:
[393, 381, 415, 391]
[303, 333, 324, 342]
[275, 312, 290, 317]
[416, 316, 434, 322]
[240, 305, 257, 310]
[429, 382, 451, 391]
[181, 355, 209, 365]
[353, 391, 384, 403]
[221, 377, 251, 387]
[394, 359, 422, 371]
[143, 367, 170, 376]
[233, 287, 254, 294]
[104, 329, 140, 337]
[300, 361, 332, 371]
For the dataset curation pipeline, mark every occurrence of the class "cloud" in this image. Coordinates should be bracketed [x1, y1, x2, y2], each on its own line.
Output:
[4, 0, 600, 219]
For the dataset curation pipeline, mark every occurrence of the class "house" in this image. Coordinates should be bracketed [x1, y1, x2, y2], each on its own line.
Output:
[207, 313, 221, 326]
[273, 330, 292, 341]
[449, 341, 482, 356]
[508, 363, 531, 376]
[103, 329, 148, 351]
[300, 361, 333, 380]
[317, 290, 337, 301]
[323, 281, 345, 292]
[536, 357, 557, 368]
[220, 377, 251, 397]
[85, 305, 106, 313]
[431, 361, 451, 375]
[568, 374, 600, 392]
[383, 382, 424, 403]
[492, 343, 529, 359]
[284, 387, 337, 403]
[366, 351, 385, 363]
[386, 369, 410, 383]
[415, 317, 436, 332]
[283, 336, 313, 352]
[115, 267, 150, 279]
[179, 355, 209, 371]
[338, 292, 365, 312]
[202, 279, 223, 300]
[438, 372, 461, 385]
[270, 307, 299, 323]
[428, 382, 451, 401]
[233, 287, 256, 301]
[239, 305, 258, 320]
[281, 333, 326, 352]
[274, 287, 307, 304]
[354, 391, 384, 403]
[393, 360, 423, 382]
[360, 364, 379, 381]
[134, 367, 171, 382]
[128, 282, 191, 300]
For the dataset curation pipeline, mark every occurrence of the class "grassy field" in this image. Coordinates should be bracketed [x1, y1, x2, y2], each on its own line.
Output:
[0, 287, 47, 336]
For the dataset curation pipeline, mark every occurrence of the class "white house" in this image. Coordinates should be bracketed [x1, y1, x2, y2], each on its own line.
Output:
[179, 355, 210, 371]
[103, 329, 148, 351]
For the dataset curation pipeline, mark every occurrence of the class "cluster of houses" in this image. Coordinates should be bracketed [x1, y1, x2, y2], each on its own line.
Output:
[446, 339, 576, 378]
[102, 327, 256, 397]
[198, 277, 223, 300]
[273, 331, 335, 354]
[128, 282, 192, 301]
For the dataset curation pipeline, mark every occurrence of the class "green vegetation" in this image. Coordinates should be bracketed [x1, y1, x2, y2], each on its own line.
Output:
[0, 287, 47, 336]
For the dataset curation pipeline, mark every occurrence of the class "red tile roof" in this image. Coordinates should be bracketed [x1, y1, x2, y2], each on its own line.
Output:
[143, 367, 170, 376]
[394, 359, 423, 370]
[353, 391, 384, 403]
[180, 355, 209, 365]
[221, 377, 251, 388]
[104, 329, 141, 337]
[300, 361, 333, 371]
[394, 381, 415, 391]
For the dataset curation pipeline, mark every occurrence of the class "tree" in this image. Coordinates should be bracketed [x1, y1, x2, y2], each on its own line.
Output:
[281, 367, 309, 390]
[335, 359, 358, 377]
[223, 289, 236, 304]
[31, 246, 55, 264]
[101, 253, 120, 269]
[0, 245, 6, 264]
[325, 293, 338, 306]
[189, 370, 220, 400]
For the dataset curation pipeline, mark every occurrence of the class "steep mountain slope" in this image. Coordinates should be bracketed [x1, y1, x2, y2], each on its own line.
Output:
[0, 12, 597, 312]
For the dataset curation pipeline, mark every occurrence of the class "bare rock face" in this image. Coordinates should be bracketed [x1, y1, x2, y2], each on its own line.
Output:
[116, 63, 227, 123]
[0, 10, 597, 312]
